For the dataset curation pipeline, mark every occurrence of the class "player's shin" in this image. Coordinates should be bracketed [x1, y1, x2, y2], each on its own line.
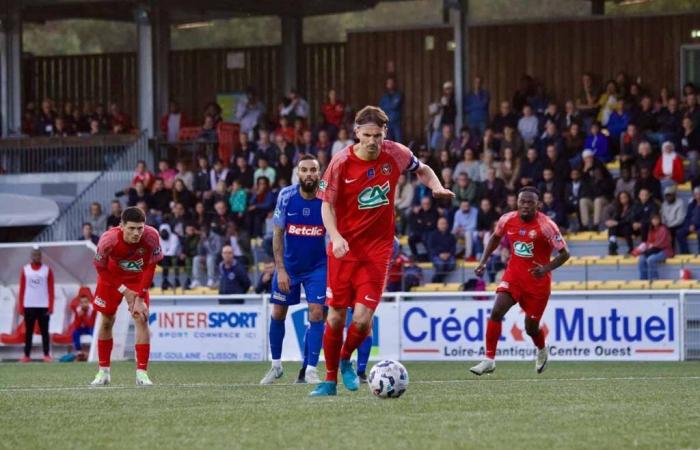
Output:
[356, 335, 372, 375]
[306, 320, 324, 368]
[134, 314, 150, 371]
[269, 318, 285, 369]
[485, 319, 502, 360]
[322, 319, 344, 383]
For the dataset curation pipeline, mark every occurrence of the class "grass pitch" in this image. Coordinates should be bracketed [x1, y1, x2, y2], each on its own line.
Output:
[1, 361, 699, 450]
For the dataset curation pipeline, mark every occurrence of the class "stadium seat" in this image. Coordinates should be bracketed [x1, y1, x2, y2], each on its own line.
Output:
[177, 126, 203, 141]
[621, 280, 651, 290]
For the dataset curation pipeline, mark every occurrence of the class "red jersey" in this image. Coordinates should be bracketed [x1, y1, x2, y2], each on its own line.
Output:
[318, 141, 419, 262]
[494, 211, 566, 291]
[94, 226, 163, 287]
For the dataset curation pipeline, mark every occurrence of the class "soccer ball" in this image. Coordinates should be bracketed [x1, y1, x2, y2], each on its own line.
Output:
[368, 360, 409, 398]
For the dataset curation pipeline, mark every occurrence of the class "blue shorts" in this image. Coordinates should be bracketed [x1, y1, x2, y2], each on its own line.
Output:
[270, 267, 327, 306]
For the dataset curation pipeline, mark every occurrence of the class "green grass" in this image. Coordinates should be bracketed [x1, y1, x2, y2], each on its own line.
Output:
[1, 361, 699, 450]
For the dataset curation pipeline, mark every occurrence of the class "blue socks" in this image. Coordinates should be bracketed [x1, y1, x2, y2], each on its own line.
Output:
[307, 320, 324, 367]
[269, 318, 285, 361]
[357, 335, 372, 374]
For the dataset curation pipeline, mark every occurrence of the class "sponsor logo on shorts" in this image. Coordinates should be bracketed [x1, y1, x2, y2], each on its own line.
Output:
[363, 295, 378, 304]
[498, 281, 510, 289]
[286, 224, 325, 237]
[94, 296, 106, 307]
[513, 241, 534, 258]
[358, 181, 390, 210]
[118, 258, 145, 272]
[272, 292, 286, 302]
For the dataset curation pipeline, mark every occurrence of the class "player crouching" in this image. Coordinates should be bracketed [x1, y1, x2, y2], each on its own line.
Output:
[90, 207, 163, 386]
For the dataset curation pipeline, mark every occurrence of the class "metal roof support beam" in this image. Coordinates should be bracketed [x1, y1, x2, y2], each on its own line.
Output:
[153, 5, 170, 132]
[136, 4, 154, 138]
[447, 0, 468, 134]
[0, 0, 22, 137]
[281, 15, 302, 96]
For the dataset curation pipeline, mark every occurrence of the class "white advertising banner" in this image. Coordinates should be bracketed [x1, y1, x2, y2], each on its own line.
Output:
[278, 302, 400, 362]
[149, 305, 265, 362]
[400, 299, 681, 361]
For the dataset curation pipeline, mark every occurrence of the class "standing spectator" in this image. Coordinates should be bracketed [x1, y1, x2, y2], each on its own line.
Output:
[280, 89, 309, 121]
[320, 88, 345, 138]
[606, 100, 629, 152]
[379, 76, 403, 142]
[70, 291, 96, 355]
[193, 157, 212, 199]
[517, 105, 539, 147]
[603, 191, 635, 255]
[105, 200, 122, 230]
[87, 202, 107, 235]
[331, 127, 354, 157]
[619, 123, 642, 166]
[576, 73, 599, 130]
[247, 176, 275, 237]
[33, 99, 57, 136]
[677, 187, 700, 254]
[661, 185, 686, 249]
[583, 122, 611, 163]
[160, 101, 188, 143]
[597, 80, 619, 126]
[632, 188, 660, 241]
[78, 223, 99, 245]
[653, 141, 685, 191]
[158, 223, 182, 290]
[452, 200, 478, 259]
[481, 168, 507, 211]
[429, 82, 456, 149]
[464, 75, 490, 136]
[235, 87, 266, 140]
[637, 214, 673, 281]
[428, 217, 457, 283]
[218, 245, 251, 298]
[191, 225, 224, 288]
[681, 117, 700, 180]
[408, 196, 439, 261]
[18, 248, 54, 362]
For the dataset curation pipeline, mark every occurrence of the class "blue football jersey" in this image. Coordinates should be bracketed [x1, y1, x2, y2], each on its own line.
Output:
[273, 184, 326, 275]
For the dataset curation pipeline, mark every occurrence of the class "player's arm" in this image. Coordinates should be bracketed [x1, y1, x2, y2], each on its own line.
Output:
[530, 219, 570, 278]
[272, 225, 291, 293]
[474, 232, 503, 277]
[321, 201, 349, 258]
[415, 162, 454, 199]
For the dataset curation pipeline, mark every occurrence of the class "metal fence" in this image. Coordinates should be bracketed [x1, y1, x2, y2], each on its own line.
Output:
[34, 133, 152, 242]
[0, 135, 140, 173]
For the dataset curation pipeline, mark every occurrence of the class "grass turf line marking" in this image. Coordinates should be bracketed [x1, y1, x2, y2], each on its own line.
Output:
[2, 375, 699, 393]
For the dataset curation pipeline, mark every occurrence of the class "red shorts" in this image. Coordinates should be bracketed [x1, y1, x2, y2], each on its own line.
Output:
[495, 279, 550, 321]
[326, 256, 389, 311]
[93, 281, 150, 316]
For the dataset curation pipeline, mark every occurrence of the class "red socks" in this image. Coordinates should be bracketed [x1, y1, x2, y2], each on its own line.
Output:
[531, 329, 545, 350]
[322, 323, 344, 382]
[97, 338, 113, 368]
[135, 343, 150, 371]
[340, 323, 368, 361]
[485, 319, 501, 360]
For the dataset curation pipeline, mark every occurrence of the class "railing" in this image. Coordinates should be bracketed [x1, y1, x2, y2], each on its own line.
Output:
[34, 133, 152, 242]
[153, 137, 219, 165]
[0, 135, 140, 173]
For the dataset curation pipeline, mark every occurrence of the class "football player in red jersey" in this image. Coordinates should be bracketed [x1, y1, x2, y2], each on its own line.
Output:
[90, 207, 162, 386]
[310, 106, 453, 396]
[471, 187, 570, 375]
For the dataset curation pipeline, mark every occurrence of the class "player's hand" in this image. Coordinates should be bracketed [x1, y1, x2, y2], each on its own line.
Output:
[124, 289, 138, 312]
[132, 298, 148, 321]
[474, 262, 486, 277]
[528, 262, 548, 278]
[277, 269, 291, 294]
[432, 187, 455, 199]
[331, 235, 350, 259]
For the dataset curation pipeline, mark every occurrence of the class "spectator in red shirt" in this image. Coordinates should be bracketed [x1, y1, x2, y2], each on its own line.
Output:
[131, 160, 154, 190]
[321, 88, 345, 139]
[18, 248, 55, 362]
[654, 141, 685, 190]
[109, 103, 132, 133]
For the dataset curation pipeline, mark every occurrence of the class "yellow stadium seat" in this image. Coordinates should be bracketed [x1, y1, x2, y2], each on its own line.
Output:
[399, 236, 408, 246]
[582, 280, 603, 290]
[650, 280, 674, 290]
[606, 160, 620, 170]
[150, 287, 163, 295]
[438, 284, 461, 292]
[552, 281, 578, 291]
[678, 182, 691, 192]
[485, 283, 498, 291]
[155, 265, 162, 273]
[623, 280, 651, 290]
[599, 280, 623, 290]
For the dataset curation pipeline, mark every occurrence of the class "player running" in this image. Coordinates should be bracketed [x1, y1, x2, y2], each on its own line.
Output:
[90, 206, 162, 386]
[470, 187, 570, 375]
[310, 106, 453, 396]
[260, 155, 328, 385]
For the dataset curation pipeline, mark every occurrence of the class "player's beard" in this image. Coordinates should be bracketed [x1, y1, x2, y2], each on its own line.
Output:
[300, 178, 318, 194]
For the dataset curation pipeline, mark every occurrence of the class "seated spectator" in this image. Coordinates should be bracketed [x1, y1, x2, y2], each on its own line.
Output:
[197, 115, 217, 141]
[219, 245, 251, 300]
[681, 116, 700, 180]
[255, 262, 275, 294]
[677, 186, 700, 254]
[583, 121, 611, 163]
[209, 159, 229, 188]
[453, 126, 480, 160]
[541, 191, 568, 231]
[148, 177, 172, 216]
[127, 181, 148, 207]
[87, 202, 106, 235]
[280, 89, 310, 121]
[169, 202, 189, 237]
[179, 224, 200, 288]
[193, 157, 212, 198]
[635, 141, 658, 175]
[175, 160, 194, 191]
[636, 95, 658, 139]
[619, 123, 642, 166]
[597, 80, 619, 126]
[564, 168, 591, 231]
[500, 125, 523, 159]
[606, 99, 629, 151]
[109, 103, 131, 132]
[408, 196, 439, 261]
[518, 147, 543, 188]
[435, 168, 455, 218]
[204, 102, 223, 126]
[453, 148, 481, 182]
[433, 124, 456, 152]
[481, 167, 507, 212]
[653, 141, 685, 192]
[490, 101, 518, 140]
[237, 132, 258, 166]
[191, 224, 224, 288]
[331, 127, 354, 157]
[452, 172, 478, 208]
[296, 129, 316, 156]
[92, 103, 111, 132]
[656, 97, 682, 146]
[70, 291, 96, 355]
[603, 191, 635, 255]
[53, 116, 72, 137]
[78, 222, 99, 245]
[497, 147, 520, 192]
[275, 116, 295, 144]
[476, 198, 499, 252]
[478, 149, 500, 182]
[452, 200, 478, 259]
[172, 179, 196, 211]
[543, 144, 571, 189]
[156, 159, 178, 190]
[228, 179, 248, 226]
[158, 223, 182, 290]
[661, 184, 686, 249]
[563, 122, 585, 162]
[105, 200, 122, 230]
[543, 102, 562, 131]
[395, 174, 415, 234]
[206, 181, 230, 212]
[536, 121, 563, 157]
[632, 188, 660, 241]
[537, 167, 565, 204]
[33, 99, 57, 136]
[517, 105, 539, 147]
[320, 88, 345, 138]
[229, 155, 254, 191]
[254, 157, 277, 186]
[225, 221, 251, 267]
[247, 176, 274, 237]
[634, 166, 662, 202]
[428, 217, 457, 283]
[637, 213, 673, 280]
[131, 160, 154, 190]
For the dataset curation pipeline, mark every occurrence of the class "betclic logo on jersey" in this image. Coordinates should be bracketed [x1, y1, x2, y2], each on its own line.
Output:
[358, 181, 390, 210]
[286, 224, 325, 237]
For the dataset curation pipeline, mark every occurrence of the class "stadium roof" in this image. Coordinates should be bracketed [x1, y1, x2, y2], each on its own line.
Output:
[19, 0, 393, 23]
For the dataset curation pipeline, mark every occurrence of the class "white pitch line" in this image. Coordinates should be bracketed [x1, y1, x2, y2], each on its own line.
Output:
[1, 376, 699, 393]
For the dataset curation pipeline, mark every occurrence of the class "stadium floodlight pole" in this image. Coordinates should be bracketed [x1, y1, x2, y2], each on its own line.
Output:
[445, 0, 468, 133]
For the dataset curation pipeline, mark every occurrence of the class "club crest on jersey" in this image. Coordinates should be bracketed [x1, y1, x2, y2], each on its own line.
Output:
[118, 258, 144, 272]
[367, 168, 375, 179]
[303, 208, 310, 217]
[381, 163, 391, 175]
[319, 180, 327, 191]
[528, 230, 537, 239]
[358, 181, 390, 209]
[519, 229, 526, 236]
[513, 241, 534, 258]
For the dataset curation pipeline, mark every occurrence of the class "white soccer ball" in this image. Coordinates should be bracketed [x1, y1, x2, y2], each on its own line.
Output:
[368, 360, 409, 398]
